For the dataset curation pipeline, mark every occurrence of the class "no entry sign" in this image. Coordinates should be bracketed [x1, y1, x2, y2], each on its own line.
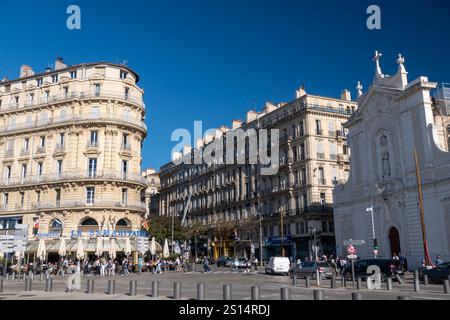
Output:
[347, 244, 357, 255]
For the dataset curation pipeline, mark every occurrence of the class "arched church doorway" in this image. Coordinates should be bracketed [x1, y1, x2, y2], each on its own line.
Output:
[389, 227, 401, 257]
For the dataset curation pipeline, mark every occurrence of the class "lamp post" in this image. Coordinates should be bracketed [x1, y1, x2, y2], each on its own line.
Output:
[259, 211, 263, 266]
[366, 206, 378, 258]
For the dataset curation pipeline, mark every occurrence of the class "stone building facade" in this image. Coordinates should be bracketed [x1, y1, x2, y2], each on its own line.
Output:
[142, 168, 160, 217]
[333, 53, 450, 270]
[0, 59, 147, 247]
[159, 87, 356, 260]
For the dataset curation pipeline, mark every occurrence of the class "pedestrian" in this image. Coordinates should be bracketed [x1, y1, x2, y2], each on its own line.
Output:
[436, 255, 444, 267]
[100, 258, 106, 277]
[137, 256, 143, 275]
[122, 258, 129, 276]
[245, 259, 251, 273]
[155, 258, 162, 274]
[203, 257, 211, 273]
[175, 257, 181, 272]
[234, 258, 239, 272]
[253, 257, 258, 271]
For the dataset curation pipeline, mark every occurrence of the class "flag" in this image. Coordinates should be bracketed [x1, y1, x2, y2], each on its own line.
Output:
[142, 219, 150, 230]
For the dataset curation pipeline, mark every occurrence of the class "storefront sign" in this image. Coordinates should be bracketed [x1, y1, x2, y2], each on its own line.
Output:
[265, 236, 293, 245]
[70, 229, 149, 238]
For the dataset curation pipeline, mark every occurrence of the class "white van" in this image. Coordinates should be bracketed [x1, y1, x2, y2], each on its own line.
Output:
[265, 257, 291, 275]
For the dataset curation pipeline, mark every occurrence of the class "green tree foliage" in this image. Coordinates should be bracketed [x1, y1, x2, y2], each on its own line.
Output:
[147, 216, 187, 243]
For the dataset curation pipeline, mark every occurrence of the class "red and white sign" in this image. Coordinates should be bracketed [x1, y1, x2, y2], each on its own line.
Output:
[347, 244, 357, 255]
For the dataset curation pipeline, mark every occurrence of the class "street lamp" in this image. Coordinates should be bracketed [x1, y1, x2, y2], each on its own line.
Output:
[366, 206, 378, 258]
[309, 227, 319, 261]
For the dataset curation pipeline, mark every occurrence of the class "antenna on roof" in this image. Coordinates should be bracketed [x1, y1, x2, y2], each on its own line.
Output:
[122, 60, 128, 66]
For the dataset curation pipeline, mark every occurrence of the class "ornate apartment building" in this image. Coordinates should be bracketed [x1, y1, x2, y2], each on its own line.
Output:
[142, 168, 160, 218]
[159, 87, 357, 260]
[0, 59, 147, 245]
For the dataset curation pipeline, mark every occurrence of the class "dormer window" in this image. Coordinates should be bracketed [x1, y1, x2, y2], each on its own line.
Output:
[120, 70, 128, 79]
[37, 78, 43, 87]
[70, 71, 77, 79]
[52, 74, 59, 83]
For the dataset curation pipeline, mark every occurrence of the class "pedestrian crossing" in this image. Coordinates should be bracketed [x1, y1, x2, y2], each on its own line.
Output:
[182, 270, 261, 275]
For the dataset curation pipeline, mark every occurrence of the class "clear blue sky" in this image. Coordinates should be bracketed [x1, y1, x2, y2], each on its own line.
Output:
[1, 0, 450, 170]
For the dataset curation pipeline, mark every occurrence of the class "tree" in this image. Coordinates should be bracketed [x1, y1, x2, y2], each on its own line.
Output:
[146, 216, 187, 244]
[214, 220, 237, 257]
[185, 221, 208, 259]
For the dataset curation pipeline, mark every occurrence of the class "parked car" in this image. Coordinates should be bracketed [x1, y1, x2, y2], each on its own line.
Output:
[423, 262, 450, 284]
[236, 257, 247, 268]
[265, 257, 290, 275]
[216, 256, 232, 267]
[291, 261, 334, 279]
[343, 259, 402, 281]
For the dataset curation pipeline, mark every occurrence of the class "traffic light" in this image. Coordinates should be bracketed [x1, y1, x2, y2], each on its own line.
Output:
[373, 238, 379, 250]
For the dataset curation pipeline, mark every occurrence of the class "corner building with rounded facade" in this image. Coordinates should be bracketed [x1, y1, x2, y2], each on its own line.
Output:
[0, 59, 147, 245]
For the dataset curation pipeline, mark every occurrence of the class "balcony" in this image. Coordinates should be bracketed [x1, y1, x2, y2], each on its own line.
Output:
[328, 130, 336, 137]
[316, 129, 323, 136]
[0, 90, 145, 113]
[86, 141, 100, 149]
[329, 154, 338, 161]
[20, 148, 30, 157]
[4, 149, 14, 158]
[121, 143, 131, 151]
[317, 153, 325, 159]
[0, 113, 147, 136]
[318, 178, 327, 185]
[0, 170, 147, 188]
[0, 200, 147, 213]
[54, 143, 65, 153]
[36, 146, 46, 154]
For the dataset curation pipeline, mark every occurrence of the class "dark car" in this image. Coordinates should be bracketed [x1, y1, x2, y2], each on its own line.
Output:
[423, 262, 450, 284]
[343, 259, 402, 281]
[216, 256, 232, 267]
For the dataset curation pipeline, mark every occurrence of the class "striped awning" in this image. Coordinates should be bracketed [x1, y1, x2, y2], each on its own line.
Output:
[25, 238, 140, 253]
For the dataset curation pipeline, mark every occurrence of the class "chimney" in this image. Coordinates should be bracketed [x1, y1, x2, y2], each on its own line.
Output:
[55, 57, 67, 70]
[45, 67, 52, 73]
[1, 76, 8, 83]
[295, 84, 307, 99]
[341, 89, 352, 101]
[264, 102, 277, 114]
[20, 65, 35, 78]
[246, 110, 258, 123]
[232, 120, 242, 130]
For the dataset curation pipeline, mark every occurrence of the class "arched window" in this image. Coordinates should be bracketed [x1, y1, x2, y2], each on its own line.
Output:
[78, 217, 99, 233]
[49, 219, 63, 235]
[115, 218, 132, 232]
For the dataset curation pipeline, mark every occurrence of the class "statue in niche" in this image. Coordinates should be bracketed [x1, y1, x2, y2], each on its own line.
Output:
[380, 135, 391, 179]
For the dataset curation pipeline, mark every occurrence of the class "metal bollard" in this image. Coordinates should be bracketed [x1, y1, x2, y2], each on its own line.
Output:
[6, 274, 10, 282]
[444, 279, 450, 294]
[414, 277, 420, 292]
[356, 277, 362, 290]
[341, 276, 346, 288]
[292, 275, 298, 286]
[395, 274, 404, 284]
[331, 275, 336, 289]
[223, 284, 232, 300]
[152, 281, 159, 298]
[305, 276, 311, 288]
[0, 278, 3, 293]
[24, 277, 32, 292]
[387, 277, 393, 291]
[45, 278, 53, 292]
[398, 296, 411, 300]
[251, 286, 260, 300]
[108, 280, 115, 295]
[173, 282, 182, 299]
[313, 289, 323, 300]
[129, 280, 137, 296]
[280, 287, 290, 300]
[12, 273, 16, 282]
[352, 292, 363, 300]
[86, 279, 94, 294]
[197, 283, 205, 300]
[423, 274, 429, 285]
[39, 273, 44, 282]
[413, 270, 419, 280]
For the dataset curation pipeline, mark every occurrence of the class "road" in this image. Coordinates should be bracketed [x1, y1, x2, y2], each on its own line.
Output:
[1, 266, 449, 300]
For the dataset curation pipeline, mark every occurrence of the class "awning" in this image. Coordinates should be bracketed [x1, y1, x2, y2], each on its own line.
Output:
[25, 238, 163, 254]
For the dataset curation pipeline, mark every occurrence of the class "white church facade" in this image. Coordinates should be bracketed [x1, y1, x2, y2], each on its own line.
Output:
[333, 52, 450, 270]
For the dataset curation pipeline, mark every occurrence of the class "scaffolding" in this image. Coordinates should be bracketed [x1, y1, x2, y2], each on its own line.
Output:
[433, 83, 450, 116]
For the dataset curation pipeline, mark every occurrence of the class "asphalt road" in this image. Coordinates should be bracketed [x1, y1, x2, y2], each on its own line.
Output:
[1, 266, 449, 300]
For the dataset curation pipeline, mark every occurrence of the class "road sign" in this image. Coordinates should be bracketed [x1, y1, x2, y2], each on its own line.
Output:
[347, 254, 358, 259]
[347, 245, 357, 255]
[343, 239, 365, 246]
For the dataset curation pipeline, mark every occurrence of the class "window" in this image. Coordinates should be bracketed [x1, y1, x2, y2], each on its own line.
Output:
[300, 143, 306, 160]
[28, 93, 34, 106]
[52, 74, 59, 83]
[86, 187, 95, 204]
[90, 130, 98, 147]
[343, 145, 348, 155]
[329, 221, 334, 233]
[328, 121, 335, 136]
[122, 160, 128, 179]
[70, 71, 77, 79]
[120, 70, 128, 79]
[20, 192, 25, 207]
[315, 120, 322, 135]
[122, 133, 129, 149]
[318, 168, 325, 185]
[56, 160, 63, 177]
[91, 106, 100, 118]
[58, 133, 65, 149]
[21, 164, 27, 178]
[3, 193, 8, 207]
[94, 84, 101, 97]
[44, 91, 50, 103]
[55, 189, 61, 206]
[330, 142, 337, 160]
[39, 136, 46, 148]
[322, 221, 328, 232]
[36, 78, 43, 87]
[37, 163, 43, 176]
[121, 188, 128, 205]
[5, 166, 12, 180]
[22, 138, 29, 152]
[124, 87, 129, 100]
[88, 158, 97, 177]
[36, 190, 41, 204]
[299, 121, 304, 136]
[317, 141, 324, 159]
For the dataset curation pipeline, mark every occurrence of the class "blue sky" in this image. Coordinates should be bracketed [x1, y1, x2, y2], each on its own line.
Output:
[1, 0, 450, 170]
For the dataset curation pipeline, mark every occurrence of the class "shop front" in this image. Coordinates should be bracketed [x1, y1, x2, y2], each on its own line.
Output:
[264, 236, 295, 260]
